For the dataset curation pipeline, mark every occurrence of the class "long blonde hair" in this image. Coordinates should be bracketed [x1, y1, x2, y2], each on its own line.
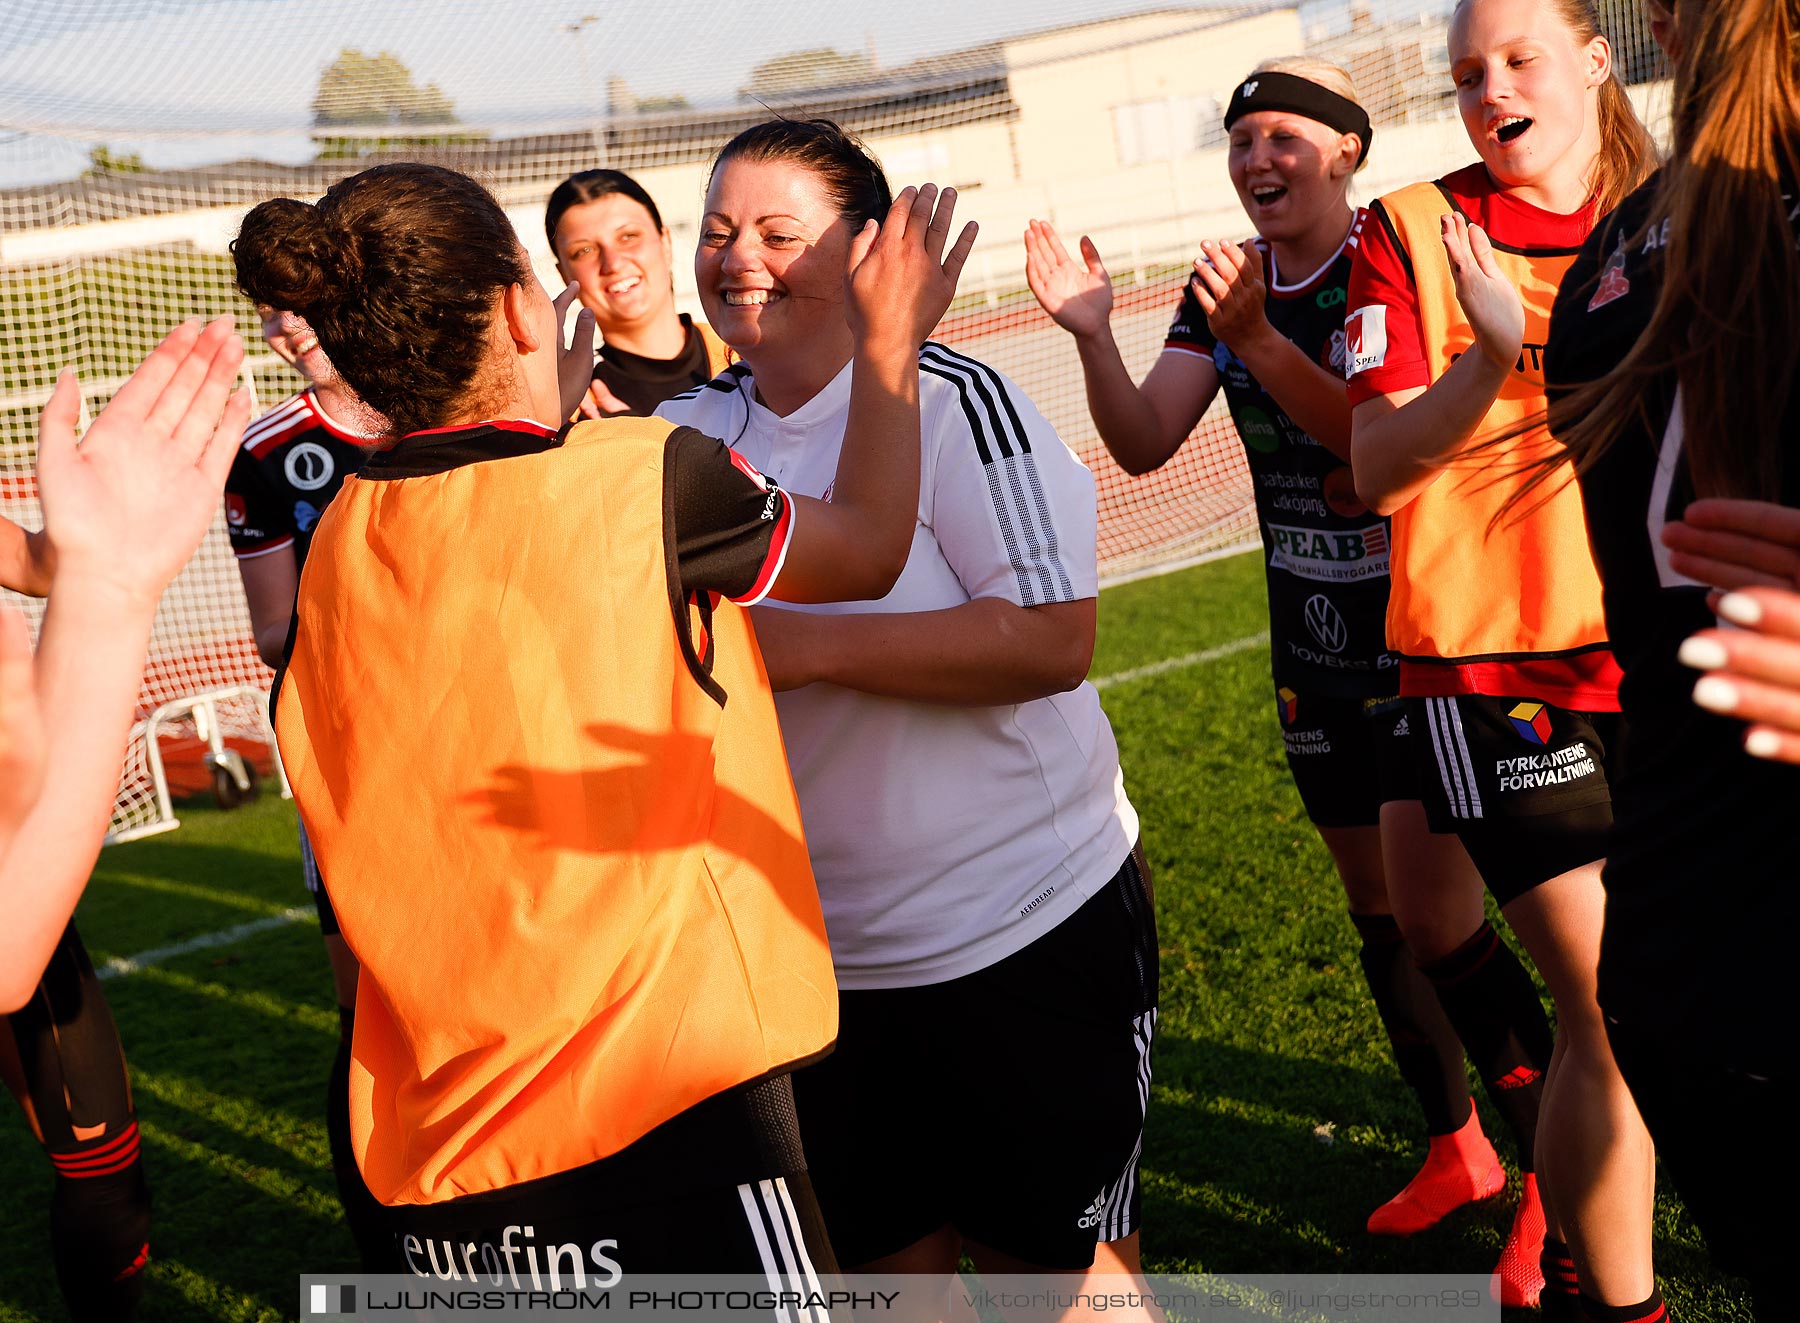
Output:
[1547, 0, 1799, 501]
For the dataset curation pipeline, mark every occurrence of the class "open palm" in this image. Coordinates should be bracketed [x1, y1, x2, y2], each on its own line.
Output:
[35, 316, 251, 608]
[846, 183, 978, 354]
[1024, 220, 1113, 337]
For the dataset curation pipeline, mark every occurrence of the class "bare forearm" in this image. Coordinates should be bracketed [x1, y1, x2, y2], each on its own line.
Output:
[757, 597, 1095, 706]
[779, 345, 921, 603]
[1351, 350, 1511, 515]
[1074, 327, 1185, 475]
[0, 577, 156, 1009]
[254, 625, 288, 671]
[0, 520, 54, 598]
[1232, 331, 1353, 461]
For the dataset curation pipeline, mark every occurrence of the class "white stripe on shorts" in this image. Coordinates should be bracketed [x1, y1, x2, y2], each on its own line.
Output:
[1426, 696, 1484, 820]
[737, 1184, 795, 1323]
[736, 1180, 829, 1323]
[1425, 698, 1467, 818]
[1099, 1006, 1158, 1243]
[1441, 697, 1484, 819]
[770, 1178, 826, 1298]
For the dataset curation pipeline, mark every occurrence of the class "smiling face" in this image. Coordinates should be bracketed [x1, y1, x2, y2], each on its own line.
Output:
[696, 155, 856, 365]
[257, 303, 335, 387]
[1450, 0, 1611, 208]
[1227, 110, 1358, 248]
[551, 193, 675, 336]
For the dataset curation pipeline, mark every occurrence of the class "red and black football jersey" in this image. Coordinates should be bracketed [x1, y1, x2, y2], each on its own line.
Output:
[1164, 210, 1397, 696]
[225, 389, 378, 569]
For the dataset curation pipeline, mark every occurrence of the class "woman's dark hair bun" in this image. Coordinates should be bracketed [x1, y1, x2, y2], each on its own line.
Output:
[233, 197, 346, 315]
[231, 163, 534, 437]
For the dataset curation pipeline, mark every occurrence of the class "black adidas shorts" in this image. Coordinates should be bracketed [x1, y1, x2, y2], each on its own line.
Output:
[375, 1075, 837, 1282]
[791, 848, 1158, 1270]
[1275, 687, 1415, 828]
[1410, 695, 1619, 905]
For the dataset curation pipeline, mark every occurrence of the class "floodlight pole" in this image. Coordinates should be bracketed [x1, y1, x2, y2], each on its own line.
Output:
[562, 14, 607, 167]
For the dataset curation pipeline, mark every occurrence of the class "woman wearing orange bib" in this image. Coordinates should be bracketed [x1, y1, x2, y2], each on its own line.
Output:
[1347, 0, 1661, 1317]
[233, 161, 973, 1276]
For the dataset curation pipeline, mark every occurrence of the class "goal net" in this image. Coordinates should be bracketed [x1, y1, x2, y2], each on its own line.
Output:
[0, 0, 1666, 839]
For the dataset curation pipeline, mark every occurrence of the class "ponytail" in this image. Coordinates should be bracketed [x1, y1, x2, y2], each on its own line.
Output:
[1591, 74, 1659, 216]
[1540, 0, 1800, 503]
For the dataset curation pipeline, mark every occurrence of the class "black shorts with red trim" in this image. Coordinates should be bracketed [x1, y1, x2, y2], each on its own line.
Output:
[374, 1074, 836, 1281]
[791, 849, 1158, 1270]
[1410, 695, 1618, 905]
[1275, 687, 1416, 828]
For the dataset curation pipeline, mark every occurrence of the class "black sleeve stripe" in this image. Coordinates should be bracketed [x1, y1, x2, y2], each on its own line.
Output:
[918, 352, 1002, 463]
[916, 346, 1075, 606]
[1369, 199, 1414, 286]
[921, 342, 1033, 455]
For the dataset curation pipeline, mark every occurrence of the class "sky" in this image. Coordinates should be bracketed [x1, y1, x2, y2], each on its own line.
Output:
[0, 0, 1448, 186]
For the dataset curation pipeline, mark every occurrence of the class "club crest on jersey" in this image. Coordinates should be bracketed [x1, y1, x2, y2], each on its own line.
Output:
[1345, 305, 1387, 376]
[1277, 687, 1298, 725]
[1587, 241, 1631, 311]
[1323, 327, 1348, 376]
[284, 441, 336, 492]
[1508, 701, 1552, 745]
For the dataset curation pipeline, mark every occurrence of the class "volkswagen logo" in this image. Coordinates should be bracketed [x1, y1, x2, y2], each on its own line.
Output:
[284, 441, 336, 492]
[1304, 594, 1348, 654]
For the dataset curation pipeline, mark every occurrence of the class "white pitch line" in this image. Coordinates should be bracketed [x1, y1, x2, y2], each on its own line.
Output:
[98, 906, 314, 980]
[98, 633, 1268, 979]
[1091, 631, 1269, 690]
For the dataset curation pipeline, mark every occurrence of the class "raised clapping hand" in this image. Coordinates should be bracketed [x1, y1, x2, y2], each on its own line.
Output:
[553, 282, 600, 422]
[1662, 498, 1800, 763]
[1441, 212, 1525, 372]
[3, 316, 253, 992]
[36, 315, 252, 609]
[1023, 220, 1114, 339]
[846, 184, 979, 355]
[1188, 238, 1273, 351]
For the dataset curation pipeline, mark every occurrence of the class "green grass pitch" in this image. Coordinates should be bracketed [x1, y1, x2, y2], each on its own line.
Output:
[0, 552, 1752, 1320]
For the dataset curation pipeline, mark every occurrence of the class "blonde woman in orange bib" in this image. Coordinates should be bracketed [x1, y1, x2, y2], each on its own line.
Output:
[1347, 0, 1660, 1315]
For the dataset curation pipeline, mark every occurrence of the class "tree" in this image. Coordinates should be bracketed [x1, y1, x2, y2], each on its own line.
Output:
[313, 48, 456, 128]
[738, 48, 874, 103]
[310, 48, 479, 158]
[83, 145, 147, 176]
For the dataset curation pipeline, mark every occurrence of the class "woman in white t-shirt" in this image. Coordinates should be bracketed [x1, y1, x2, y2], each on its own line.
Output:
[658, 118, 1151, 1283]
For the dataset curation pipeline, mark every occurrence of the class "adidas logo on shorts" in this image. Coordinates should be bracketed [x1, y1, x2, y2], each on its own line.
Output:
[1393, 714, 1410, 737]
[1077, 1190, 1108, 1229]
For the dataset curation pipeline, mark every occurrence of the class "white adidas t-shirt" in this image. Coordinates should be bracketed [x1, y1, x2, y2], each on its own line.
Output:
[658, 343, 1138, 990]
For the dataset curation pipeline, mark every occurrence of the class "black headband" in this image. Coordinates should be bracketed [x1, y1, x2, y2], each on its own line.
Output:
[1223, 71, 1373, 166]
